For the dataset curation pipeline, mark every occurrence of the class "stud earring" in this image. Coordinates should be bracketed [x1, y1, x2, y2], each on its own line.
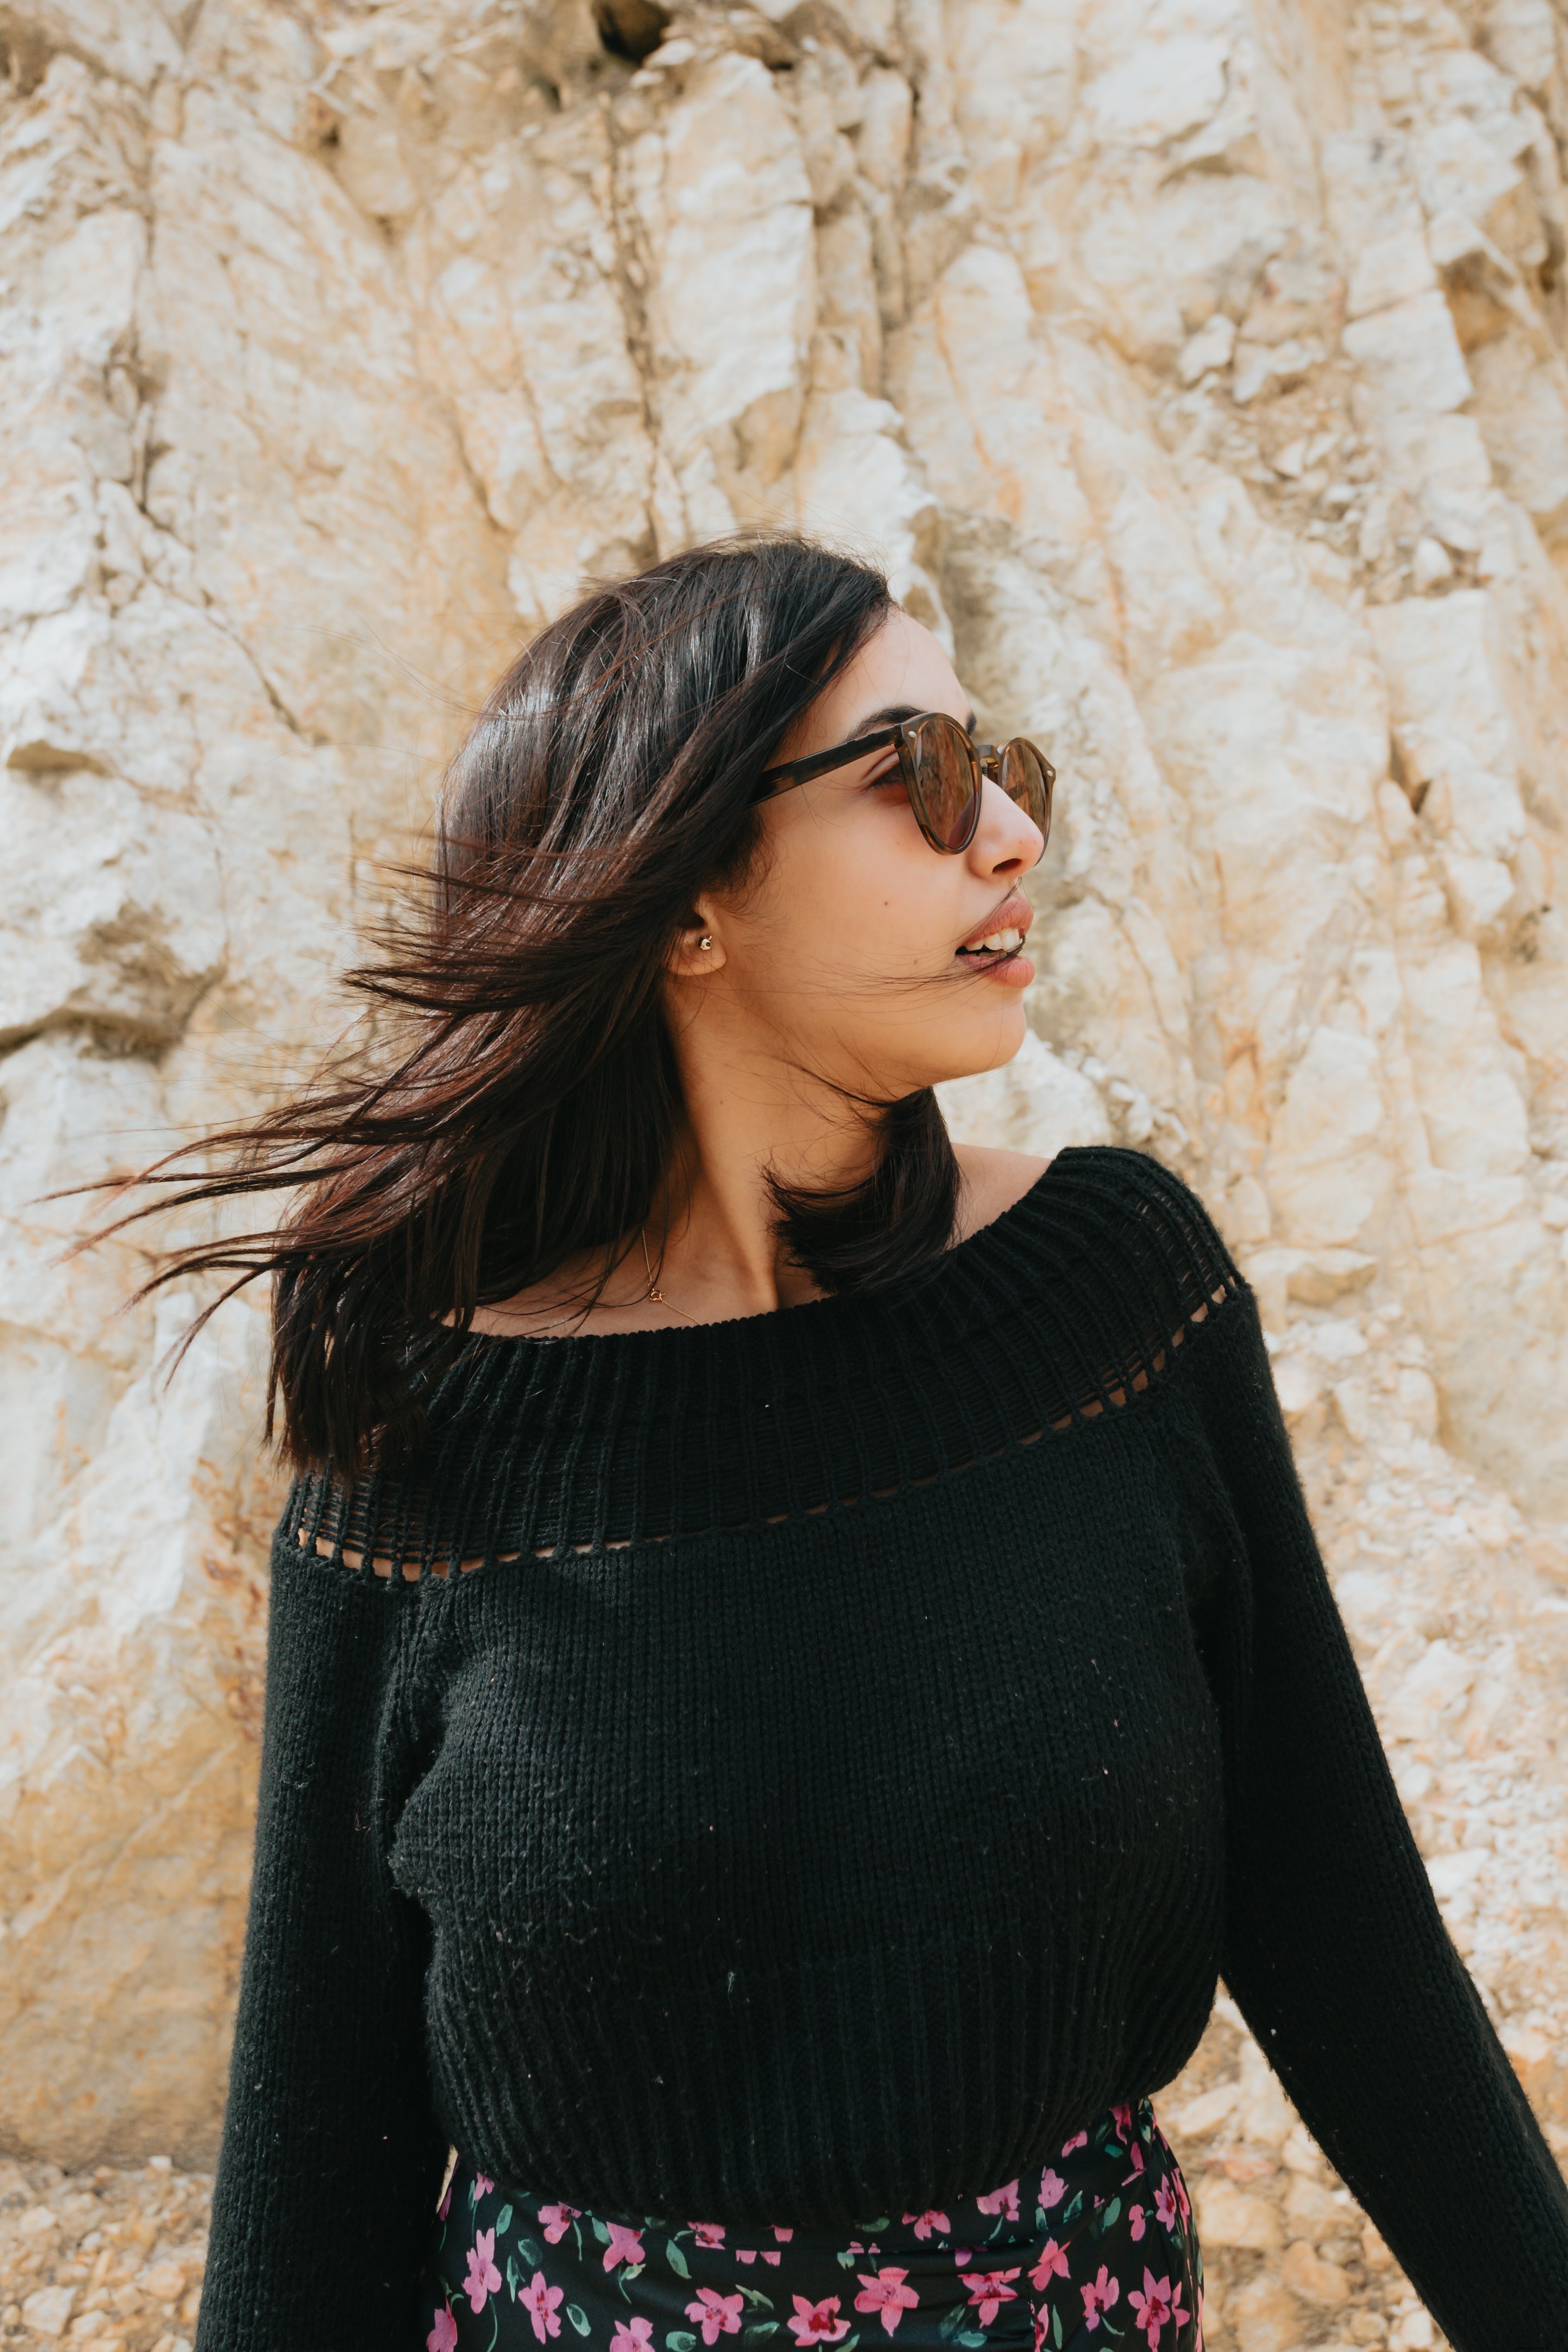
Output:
[699, 935, 712, 951]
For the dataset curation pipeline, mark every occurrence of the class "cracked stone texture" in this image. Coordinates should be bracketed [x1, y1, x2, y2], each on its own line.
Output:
[3, 0, 1568, 2340]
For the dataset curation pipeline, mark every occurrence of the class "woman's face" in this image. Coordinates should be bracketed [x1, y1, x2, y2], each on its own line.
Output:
[686, 609, 1046, 1098]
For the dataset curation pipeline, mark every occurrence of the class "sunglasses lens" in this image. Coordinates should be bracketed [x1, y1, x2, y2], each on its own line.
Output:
[1000, 741, 1054, 843]
[910, 717, 981, 851]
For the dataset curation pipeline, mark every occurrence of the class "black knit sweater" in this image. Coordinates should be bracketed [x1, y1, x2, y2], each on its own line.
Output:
[198, 1148, 1568, 2352]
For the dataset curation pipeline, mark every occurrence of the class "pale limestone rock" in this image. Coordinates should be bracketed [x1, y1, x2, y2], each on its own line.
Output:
[1198, 2180, 1285, 2251]
[1281, 2237, 1351, 2305]
[1177, 314, 1236, 384]
[629, 51, 814, 528]
[4, 0, 1568, 2216]
[1224, 2275, 1299, 2352]
[939, 1030, 1111, 1157]
[0, 772, 226, 1050]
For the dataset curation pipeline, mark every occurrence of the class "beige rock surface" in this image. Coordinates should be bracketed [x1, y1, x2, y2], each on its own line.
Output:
[3, 0, 1568, 2340]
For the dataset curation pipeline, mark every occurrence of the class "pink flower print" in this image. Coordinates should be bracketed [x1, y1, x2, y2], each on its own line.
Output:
[524, 2267, 567, 2342]
[788, 2294, 851, 2345]
[976, 2179, 1020, 2222]
[428, 2308, 459, 2352]
[953, 2250, 971, 2268]
[901, 2211, 951, 2241]
[686, 2288, 745, 2345]
[1081, 2267, 1120, 2331]
[1060, 2131, 1088, 2157]
[1123, 2142, 1146, 2181]
[1129, 2204, 1147, 2242]
[1037, 2169, 1066, 2213]
[1111, 2103, 1135, 2142]
[1153, 2181, 1178, 2233]
[1173, 2170, 1191, 2225]
[523, 2270, 565, 2345]
[762, 2253, 783, 2267]
[603, 2222, 646, 2273]
[736, 2249, 757, 2265]
[692, 2223, 727, 2248]
[854, 2267, 920, 2335]
[774, 2228, 794, 2244]
[464, 2229, 503, 2315]
[474, 2174, 497, 2199]
[965, 2268, 1021, 2325]
[612, 2322, 655, 2352]
[1033, 2308, 1048, 2352]
[1128, 2269, 1189, 2351]
[541, 2203, 582, 2245]
[1028, 2240, 1069, 2293]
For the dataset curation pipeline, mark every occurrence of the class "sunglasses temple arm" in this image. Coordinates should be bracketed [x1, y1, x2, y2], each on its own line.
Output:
[756, 724, 902, 796]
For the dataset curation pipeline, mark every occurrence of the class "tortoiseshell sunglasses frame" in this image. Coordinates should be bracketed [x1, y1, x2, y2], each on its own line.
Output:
[755, 710, 1054, 856]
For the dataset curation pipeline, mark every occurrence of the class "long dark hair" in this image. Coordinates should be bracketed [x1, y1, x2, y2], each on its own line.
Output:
[105, 535, 962, 1470]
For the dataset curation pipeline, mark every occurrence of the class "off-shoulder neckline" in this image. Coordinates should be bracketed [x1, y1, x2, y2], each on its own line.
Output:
[451, 1153, 1068, 1359]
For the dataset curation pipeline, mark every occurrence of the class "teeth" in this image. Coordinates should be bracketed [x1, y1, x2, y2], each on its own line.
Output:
[967, 928, 1023, 953]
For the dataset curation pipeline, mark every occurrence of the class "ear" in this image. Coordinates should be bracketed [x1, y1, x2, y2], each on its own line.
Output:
[666, 903, 726, 978]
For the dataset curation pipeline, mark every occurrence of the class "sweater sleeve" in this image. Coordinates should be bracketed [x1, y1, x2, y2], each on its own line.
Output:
[1180, 1276, 1568, 2346]
[196, 1516, 447, 2352]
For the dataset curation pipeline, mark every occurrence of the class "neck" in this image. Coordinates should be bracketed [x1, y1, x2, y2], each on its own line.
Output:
[650, 1037, 884, 1321]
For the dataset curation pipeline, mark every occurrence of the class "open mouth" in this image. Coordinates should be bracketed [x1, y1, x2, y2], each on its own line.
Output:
[956, 926, 1026, 961]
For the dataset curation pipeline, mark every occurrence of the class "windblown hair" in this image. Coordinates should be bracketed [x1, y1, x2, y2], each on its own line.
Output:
[107, 535, 963, 1470]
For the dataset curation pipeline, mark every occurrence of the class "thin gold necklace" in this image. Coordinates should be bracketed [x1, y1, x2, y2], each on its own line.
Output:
[506, 1230, 700, 1335]
[639, 1226, 699, 1323]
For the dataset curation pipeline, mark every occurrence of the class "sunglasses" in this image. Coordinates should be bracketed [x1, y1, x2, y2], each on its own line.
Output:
[755, 710, 1055, 857]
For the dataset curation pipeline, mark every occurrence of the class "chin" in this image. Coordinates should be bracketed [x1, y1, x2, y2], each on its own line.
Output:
[926, 998, 1031, 1087]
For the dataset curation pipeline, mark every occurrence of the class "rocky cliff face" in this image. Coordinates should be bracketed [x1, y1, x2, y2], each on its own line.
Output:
[3, 0, 1568, 2275]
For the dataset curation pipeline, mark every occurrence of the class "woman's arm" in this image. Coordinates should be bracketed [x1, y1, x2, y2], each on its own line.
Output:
[196, 1521, 446, 2352]
[1183, 1284, 1568, 2347]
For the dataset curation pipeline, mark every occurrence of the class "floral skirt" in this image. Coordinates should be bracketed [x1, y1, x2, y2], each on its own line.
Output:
[418, 2100, 1202, 2352]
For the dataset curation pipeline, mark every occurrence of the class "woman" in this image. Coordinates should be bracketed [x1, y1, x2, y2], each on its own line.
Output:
[155, 538, 1564, 2352]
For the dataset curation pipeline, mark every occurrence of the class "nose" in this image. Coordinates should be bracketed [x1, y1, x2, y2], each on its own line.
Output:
[968, 774, 1045, 877]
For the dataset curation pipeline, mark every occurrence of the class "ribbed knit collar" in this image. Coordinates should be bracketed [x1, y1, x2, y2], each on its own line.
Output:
[294, 1151, 1239, 1574]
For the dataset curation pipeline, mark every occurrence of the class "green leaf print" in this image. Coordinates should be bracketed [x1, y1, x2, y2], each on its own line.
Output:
[665, 2243, 693, 2281]
[593, 2219, 613, 2246]
[938, 2304, 968, 2339]
[860, 2219, 892, 2233]
[1052, 2310, 1063, 2349]
[1099, 2199, 1121, 2233]
[836, 2253, 856, 2271]
[957, 2331, 989, 2346]
[496, 2205, 514, 2237]
[519, 2238, 545, 2270]
[738, 2286, 775, 2310]
[567, 2306, 592, 2335]
[506, 2256, 522, 2302]
[667, 2332, 699, 2352]
[1061, 2194, 1083, 2227]
[742, 2324, 781, 2343]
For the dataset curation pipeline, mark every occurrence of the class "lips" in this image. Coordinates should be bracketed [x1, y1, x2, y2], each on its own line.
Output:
[956, 893, 1033, 958]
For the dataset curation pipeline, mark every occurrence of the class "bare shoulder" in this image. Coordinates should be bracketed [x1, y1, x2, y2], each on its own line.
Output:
[951, 1142, 1053, 1243]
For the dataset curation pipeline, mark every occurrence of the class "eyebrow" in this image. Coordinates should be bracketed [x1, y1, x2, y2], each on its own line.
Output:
[850, 704, 978, 738]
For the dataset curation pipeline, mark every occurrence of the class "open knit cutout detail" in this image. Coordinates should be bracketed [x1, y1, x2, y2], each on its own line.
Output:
[289, 1151, 1238, 1586]
[300, 1290, 1229, 1579]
